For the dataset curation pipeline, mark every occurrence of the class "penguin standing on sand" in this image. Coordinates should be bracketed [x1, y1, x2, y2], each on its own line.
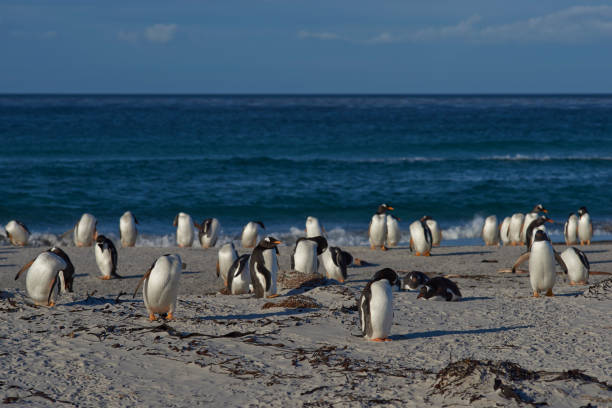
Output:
[291, 236, 327, 274]
[386, 215, 401, 247]
[133, 254, 183, 321]
[74, 213, 97, 247]
[508, 213, 524, 246]
[358, 268, 401, 342]
[528, 231, 564, 297]
[241, 221, 265, 248]
[500, 216, 511, 246]
[217, 242, 239, 287]
[521, 204, 547, 244]
[249, 237, 281, 298]
[4, 220, 30, 246]
[409, 216, 433, 256]
[14, 251, 68, 306]
[173, 212, 195, 248]
[48, 247, 75, 292]
[321, 246, 352, 283]
[417, 277, 462, 301]
[227, 254, 251, 295]
[369, 204, 393, 251]
[119, 211, 138, 247]
[577, 207, 592, 245]
[564, 213, 579, 245]
[94, 235, 120, 280]
[425, 217, 442, 247]
[305, 216, 325, 238]
[560, 247, 589, 285]
[482, 215, 500, 246]
[196, 218, 220, 248]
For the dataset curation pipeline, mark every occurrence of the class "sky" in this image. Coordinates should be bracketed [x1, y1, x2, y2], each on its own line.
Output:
[1, 0, 612, 93]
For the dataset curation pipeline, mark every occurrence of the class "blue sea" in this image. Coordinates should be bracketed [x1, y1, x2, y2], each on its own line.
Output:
[1, 94, 611, 247]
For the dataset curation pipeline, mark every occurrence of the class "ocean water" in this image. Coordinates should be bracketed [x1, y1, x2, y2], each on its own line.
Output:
[1, 94, 612, 247]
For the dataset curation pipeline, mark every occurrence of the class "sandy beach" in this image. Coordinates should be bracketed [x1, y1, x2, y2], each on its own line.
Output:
[1, 242, 611, 407]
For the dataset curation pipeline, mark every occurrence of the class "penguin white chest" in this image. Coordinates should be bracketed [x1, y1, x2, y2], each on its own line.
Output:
[294, 240, 318, 273]
[231, 260, 251, 295]
[500, 217, 511, 245]
[529, 241, 556, 293]
[565, 216, 578, 244]
[409, 221, 431, 254]
[200, 218, 220, 247]
[560, 248, 589, 284]
[367, 281, 393, 340]
[321, 248, 341, 280]
[5, 220, 29, 246]
[386, 217, 400, 246]
[369, 214, 387, 247]
[120, 212, 137, 247]
[74, 213, 97, 246]
[218, 244, 238, 283]
[578, 214, 592, 242]
[242, 223, 260, 247]
[306, 217, 323, 238]
[262, 249, 278, 295]
[94, 245, 113, 277]
[144, 256, 181, 314]
[509, 214, 524, 244]
[176, 215, 194, 247]
[25, 252, 67, 306]
[482, 216, 499, 245]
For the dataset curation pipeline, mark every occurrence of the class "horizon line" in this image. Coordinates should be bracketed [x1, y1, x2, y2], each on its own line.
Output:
[2, 92, 612, 97]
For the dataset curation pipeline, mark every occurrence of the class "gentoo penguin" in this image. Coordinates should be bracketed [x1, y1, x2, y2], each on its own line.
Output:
[508, 213, 524, 246]
[249, 236, 281, 298]
[482, 215, 500, 246]
[291, 236, 327, 274]
[217, 242, 239, 287]
[227, 254, 251, 295]
[173, 212, 195, 248]
[196, 218, 220, 248]
[528, 231, 560, 297]
[417, 277, 462, 301]
[74, 213, 97, 247]
[48, 247, 75, 292]
[4, 220, 30, 246]
[425, 217, 442, 247]
[241, 221, 265, 248]
[402, 271, 430, 290]
[500, 216, 511, 246]
[94, 235, 120, 280]
[564, 213, 579, 245]
[321, 246, 352, 283]
[525, 215, 554, 250]
[14, 251, 68, 306]
[386, 215, 401, 247]
[305, 216, 325, 238]
[409, 216, 433, 256]
[521, 204, 547, 244]
[358, 268, 401, 342]
[119, 211, 138, 247]
[560, 247, 589, 285]
[133, 254, 182, 321]
[577, 207, 592, 245]
[369, 204, 393, 251]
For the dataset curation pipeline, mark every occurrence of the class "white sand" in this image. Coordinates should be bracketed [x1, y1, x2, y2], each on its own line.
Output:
[1, 242, 611, 407]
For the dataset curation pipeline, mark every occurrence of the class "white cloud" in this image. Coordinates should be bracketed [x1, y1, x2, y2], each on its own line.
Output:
[297, 30, 340, 40]
[144, 23, 177, 44]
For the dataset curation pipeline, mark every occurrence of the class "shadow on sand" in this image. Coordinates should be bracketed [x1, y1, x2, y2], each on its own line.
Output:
[390, 325, 532, 341]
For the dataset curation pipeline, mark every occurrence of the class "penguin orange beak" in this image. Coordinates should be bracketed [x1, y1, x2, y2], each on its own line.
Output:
[388, 206, 394, 211]
[542, 209, 548, 213]
[273, 240, 282, 245]
[547, 219, 554, 223]
[417, 293, 423, 299]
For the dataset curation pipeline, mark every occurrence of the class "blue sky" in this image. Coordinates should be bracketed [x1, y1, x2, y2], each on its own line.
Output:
[1, 1, 612, 93]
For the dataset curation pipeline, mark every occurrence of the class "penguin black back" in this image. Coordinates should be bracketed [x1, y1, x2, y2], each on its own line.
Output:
[417, 277, 462, 301]
[96, 235, 120, 278]
[227, 254, 250, 293]
[249, 236, 280, 298]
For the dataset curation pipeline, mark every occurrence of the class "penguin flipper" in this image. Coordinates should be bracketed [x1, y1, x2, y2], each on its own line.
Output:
[47, 273, 59, 305]
[15, 258, 35, 280]
[511, 252, 530, 273]
[575, 248, 590, 270]
[110, 241, 119, 276]
[172, 214, 179, 227]
[553, 251, 568, 275]
[133, 262, 155, 298]
[358, 288, 372, 338]
[216, 260, 220, 278]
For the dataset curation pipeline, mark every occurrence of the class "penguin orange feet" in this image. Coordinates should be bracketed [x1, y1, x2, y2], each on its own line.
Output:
[423, 251, 431, 257]
[267, 294, 280, 298]
[415, 252, 421, 256]
[370, 338, 392, 342]
[149, 313, 156, 321]
[165, 312, 174, 321]
[569, 281, 577, 286]
[381, 246, 387, 251]
[587, 240, 591, 245]
[533, 291, 540, 298]
[545, 289, 554, 297]
[48, 301, 55, 307]
[99, 275, 111, 280]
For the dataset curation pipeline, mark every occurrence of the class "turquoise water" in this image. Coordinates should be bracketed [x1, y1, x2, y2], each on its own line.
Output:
[1, 95, 611, 246]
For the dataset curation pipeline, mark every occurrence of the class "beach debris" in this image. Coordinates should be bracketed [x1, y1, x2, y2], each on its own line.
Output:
[582, 278, 612, 300]
[278, 271, 326, 290]
[262, 295, 320, 310]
